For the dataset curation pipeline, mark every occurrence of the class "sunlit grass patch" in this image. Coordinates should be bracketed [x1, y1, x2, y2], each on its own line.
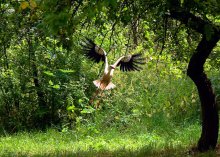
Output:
[0, 123, 200, 157]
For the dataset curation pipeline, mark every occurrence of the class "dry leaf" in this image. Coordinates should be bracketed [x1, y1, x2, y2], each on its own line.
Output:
[30, 0, 37, 9]
[20, 1, 29, 10]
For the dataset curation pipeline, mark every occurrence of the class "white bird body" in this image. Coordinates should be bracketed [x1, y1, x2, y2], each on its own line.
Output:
[93, 55, 117, 90]
[93, 71, 115, 90]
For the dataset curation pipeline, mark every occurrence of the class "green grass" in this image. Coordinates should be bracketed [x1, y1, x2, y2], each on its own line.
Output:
[0, 123, 204, 157]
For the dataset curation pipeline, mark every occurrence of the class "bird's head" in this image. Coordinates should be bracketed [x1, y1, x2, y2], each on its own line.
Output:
[110, 65, 116, 69]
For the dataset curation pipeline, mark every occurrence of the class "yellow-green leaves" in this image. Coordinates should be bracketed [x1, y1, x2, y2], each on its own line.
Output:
[48, 80, 60, 89]
[20, 1, 29, 10]
[20, 0, 37, 10]
[44, 71, 55, 77]
[30, 0, 37, 9]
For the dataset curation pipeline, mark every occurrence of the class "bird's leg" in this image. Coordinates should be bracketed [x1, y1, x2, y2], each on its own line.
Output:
[89, 89, 101, 106]
[94, 90, 105, 109]
[95, 99, 101, 109]
[89, 89, 108, 109]
[89, 89, 105, 109]
[99, 90, 105, 97]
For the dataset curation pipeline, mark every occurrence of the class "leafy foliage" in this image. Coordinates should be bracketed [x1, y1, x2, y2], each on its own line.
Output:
[0, 0, 219, 136]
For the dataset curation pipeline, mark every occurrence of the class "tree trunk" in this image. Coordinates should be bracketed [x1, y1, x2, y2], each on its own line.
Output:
[132, 18, 139, 47]
[168, 4, 220, 151]
[187, 35, 219, 151]
[27, 38, 50, 129]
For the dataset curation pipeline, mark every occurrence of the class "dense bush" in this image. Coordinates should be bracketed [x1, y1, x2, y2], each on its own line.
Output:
[0, 34, 202, 133]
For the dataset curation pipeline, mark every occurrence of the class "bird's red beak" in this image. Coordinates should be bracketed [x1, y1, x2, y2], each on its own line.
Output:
[110, 65, 115, 69]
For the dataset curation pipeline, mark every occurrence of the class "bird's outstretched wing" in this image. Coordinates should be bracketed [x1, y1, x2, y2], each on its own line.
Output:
[116, 53, 145, 71]
[81, 38, 106, 63]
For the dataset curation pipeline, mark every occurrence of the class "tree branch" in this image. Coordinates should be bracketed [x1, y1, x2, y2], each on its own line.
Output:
[187, 34, 219, 78]
[169, 8, 220, 37]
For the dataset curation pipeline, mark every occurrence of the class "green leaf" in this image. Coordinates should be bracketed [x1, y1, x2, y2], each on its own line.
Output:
[49, 80, 53, 86]
[44, 71, 55, 77]
[78, 99, 83, 103]
[58, 69, 75, 73]
[81, 107, 95, 114]
[67, 105, 75, 111]
[180, 0, 184, 5]
[52, 84, 60, 89]
[109, 0, 117, 8]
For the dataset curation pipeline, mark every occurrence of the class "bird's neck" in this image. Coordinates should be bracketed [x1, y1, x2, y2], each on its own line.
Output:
[112, 56, 125, 67]
[109, 68, 115, 76]
[105, 67, 115, 76]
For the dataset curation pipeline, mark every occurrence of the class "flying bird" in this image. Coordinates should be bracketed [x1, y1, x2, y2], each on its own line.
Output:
[81, 38, 145, 90]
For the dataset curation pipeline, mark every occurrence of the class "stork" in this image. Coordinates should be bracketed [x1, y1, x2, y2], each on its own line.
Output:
[81, 38, 145, 90]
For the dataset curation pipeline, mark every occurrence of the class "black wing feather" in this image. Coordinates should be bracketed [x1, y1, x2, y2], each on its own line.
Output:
[117, 53, 145, 72]
[81, 38, 106, 63]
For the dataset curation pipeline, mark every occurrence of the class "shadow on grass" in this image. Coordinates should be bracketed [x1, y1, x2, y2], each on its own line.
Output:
[2, 145, 218, 157]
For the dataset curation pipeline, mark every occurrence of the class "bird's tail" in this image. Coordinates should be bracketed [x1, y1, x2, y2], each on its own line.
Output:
[105, 82, 116, 90]
[93, 80, 101, 89]
[93, 80, 116, 90]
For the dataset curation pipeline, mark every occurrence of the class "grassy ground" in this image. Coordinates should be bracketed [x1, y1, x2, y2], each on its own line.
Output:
[1, 122, 214, 157]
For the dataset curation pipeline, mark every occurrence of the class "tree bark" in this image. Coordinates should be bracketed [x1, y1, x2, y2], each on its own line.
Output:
[187, 35, 219, 151]
[27, 38, 50, 129]
[168, 4, 220, 151]
[132, 18, 139, 46]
